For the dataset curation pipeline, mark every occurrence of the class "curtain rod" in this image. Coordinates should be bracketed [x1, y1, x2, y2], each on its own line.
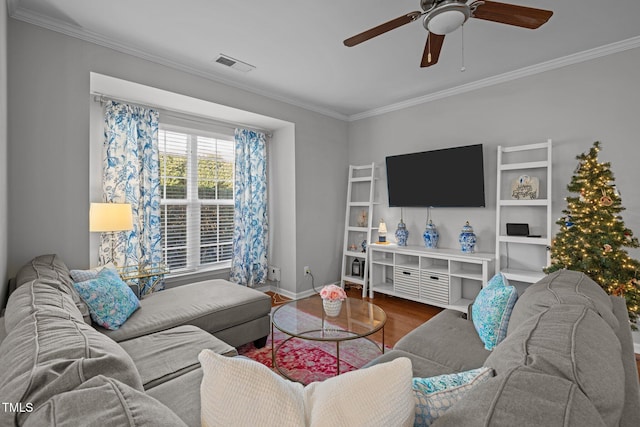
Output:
[91, 93, 273, 138]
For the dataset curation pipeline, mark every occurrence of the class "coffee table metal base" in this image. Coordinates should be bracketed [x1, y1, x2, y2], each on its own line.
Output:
[270, 323, 385, 383]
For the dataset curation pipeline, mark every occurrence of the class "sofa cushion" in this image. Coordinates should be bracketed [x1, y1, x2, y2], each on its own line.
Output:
[73, 266, 140, 330]
[15, 254, 75, 288]
[507, 269, 618, 334]
[609, 296, 640, 426]
[471, 273, 518, 350]
[394, 309, 490, 373]
[0, 312, 142, 427]
[14, 254, 91, 324]
[23, 375, 187, 427]
[198, 350, 415, 427]
[120, 325, 237, 389]
[432, 366, 606, 427]
[98, 279, 271, 343]
[412, 367, 494, 427]
[147, 368, 204, 427]
[364, 349, 463, 378]
[485, 304, 624, 427]
[69, 264, 110, 283]
[4, 279, 85, 333]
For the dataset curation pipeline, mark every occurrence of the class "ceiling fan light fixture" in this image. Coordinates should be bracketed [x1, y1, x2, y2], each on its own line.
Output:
[423, 2, 470, 35]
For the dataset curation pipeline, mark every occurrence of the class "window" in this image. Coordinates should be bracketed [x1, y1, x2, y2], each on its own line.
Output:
[159, 127, 234, 273]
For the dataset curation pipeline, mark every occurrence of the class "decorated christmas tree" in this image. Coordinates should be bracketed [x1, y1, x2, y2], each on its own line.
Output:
[545, 141, 640, 326]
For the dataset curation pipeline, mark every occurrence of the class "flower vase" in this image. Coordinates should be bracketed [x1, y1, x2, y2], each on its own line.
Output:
[323, 299, 343, 317]
[459, 221, 477, 253]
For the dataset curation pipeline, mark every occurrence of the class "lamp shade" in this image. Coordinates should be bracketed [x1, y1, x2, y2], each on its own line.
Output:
[90, 203, 133, 232]
[378, 219, 387, 235]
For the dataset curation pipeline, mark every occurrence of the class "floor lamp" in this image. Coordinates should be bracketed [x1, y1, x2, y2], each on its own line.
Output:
[90, 202, 134, 265]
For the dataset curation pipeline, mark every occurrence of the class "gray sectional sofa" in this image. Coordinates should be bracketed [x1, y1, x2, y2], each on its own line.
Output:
[369, 269, 640, 426]
[0, 254, 272, 426]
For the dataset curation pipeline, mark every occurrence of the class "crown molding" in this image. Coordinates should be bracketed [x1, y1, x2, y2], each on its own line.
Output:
[8, 5, 350, 122]
[9, 3, 640, 124]
[348, 35, 640, 121]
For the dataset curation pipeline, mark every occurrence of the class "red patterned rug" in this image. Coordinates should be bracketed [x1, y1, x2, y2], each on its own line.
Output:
[237, 309, 387, 384]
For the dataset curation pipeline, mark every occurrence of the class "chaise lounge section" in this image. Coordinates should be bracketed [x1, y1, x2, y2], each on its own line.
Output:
[0, 254, 271, 426]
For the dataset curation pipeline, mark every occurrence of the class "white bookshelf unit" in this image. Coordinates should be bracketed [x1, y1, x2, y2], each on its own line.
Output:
[368, 244, 494, 313]
[495, 140, 552, 284]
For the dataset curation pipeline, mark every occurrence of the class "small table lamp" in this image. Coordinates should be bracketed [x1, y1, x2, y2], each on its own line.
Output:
[90, 202, 134, 264]
[378, 218, 387, 243]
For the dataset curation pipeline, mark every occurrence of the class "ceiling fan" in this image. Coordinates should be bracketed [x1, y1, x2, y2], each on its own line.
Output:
[344, 0, 553, 68]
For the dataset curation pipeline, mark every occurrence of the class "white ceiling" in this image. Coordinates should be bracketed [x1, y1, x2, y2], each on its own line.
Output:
[8, 0, 640, 120]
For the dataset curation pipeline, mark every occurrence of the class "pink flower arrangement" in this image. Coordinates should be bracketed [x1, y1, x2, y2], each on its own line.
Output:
[320, 284, 347, 301]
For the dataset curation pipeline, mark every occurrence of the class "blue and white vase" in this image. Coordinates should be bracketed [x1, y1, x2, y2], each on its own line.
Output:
[459, 221, 477, 253]
[423, 220, 439, 249]
[395, 220, 409, 246]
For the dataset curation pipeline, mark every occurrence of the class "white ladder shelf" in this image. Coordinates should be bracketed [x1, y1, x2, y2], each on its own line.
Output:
[495, 140, 552, 283]
[341, 163, 376, 297]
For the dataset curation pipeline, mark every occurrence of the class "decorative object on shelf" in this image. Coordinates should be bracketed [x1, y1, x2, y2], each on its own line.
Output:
[423, 220, 439, 248]
[357, 209, 368, 227]
[395, 209, 409, 246]
[361, 240, 367, 252]
[378, 219, 388, 242]
[348, 243, 358, 252]
[511, 175, 539, 200]
[423, 209, 439, 249]
[351, 258, 361, 276]
[459, 221, 477, 253]
[319, 284, 347, 317]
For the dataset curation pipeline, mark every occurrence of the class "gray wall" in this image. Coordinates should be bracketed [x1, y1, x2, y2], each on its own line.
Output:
[348, 47, 640, 263]
[6, 18, 348, 302]
[0, 0, 8, 308]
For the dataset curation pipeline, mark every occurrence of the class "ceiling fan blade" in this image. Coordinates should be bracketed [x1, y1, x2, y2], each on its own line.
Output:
[471, 1, 553, 29]
[421, 33, 445, 68]
[344, 11, 422, 47]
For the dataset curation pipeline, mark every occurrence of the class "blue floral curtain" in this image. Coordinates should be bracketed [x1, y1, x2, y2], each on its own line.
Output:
[230, 128, 268, 286]
[101, 101, 162, 292]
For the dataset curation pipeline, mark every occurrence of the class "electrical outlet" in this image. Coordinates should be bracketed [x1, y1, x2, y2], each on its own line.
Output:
[304, 266, 311, 276]
[268, 265, 281, 282]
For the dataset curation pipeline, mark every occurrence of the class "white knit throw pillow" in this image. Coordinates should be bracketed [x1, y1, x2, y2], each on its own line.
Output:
[199, 350, 414, 427]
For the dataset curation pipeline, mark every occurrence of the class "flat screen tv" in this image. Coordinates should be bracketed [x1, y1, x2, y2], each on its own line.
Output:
[386, 144, 485, 207]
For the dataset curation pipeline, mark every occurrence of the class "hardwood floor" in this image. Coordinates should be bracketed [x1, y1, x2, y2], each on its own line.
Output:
[267, 287, 640, 381]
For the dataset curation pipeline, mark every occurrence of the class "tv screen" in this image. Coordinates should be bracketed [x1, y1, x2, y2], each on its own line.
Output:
[386, 144, 485, 207]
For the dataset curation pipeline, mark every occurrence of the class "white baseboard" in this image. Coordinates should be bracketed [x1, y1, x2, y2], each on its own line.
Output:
[257, 280, 341, 301]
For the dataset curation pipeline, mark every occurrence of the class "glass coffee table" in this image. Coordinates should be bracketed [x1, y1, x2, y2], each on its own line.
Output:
[271, 295, 386, 383]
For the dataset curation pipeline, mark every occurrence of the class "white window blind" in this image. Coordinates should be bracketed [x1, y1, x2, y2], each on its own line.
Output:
[159, 128, 234, 273]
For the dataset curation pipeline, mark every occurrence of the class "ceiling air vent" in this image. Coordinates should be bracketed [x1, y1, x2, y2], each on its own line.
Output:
[214, 54, 255, 73]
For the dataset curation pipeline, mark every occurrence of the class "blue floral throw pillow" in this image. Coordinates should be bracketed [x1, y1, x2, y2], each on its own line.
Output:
[472, 272, 518, 350]
[412, 367, 494, 426]
[73, 266, 139, 330]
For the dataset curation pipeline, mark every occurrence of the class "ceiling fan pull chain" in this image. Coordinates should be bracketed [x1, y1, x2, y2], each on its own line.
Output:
[427, 34, 432, 63]
[460, 24, 466, 72]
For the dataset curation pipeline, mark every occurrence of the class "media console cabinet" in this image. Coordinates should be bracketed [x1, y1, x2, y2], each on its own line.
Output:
[368, 244, 495, 313]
